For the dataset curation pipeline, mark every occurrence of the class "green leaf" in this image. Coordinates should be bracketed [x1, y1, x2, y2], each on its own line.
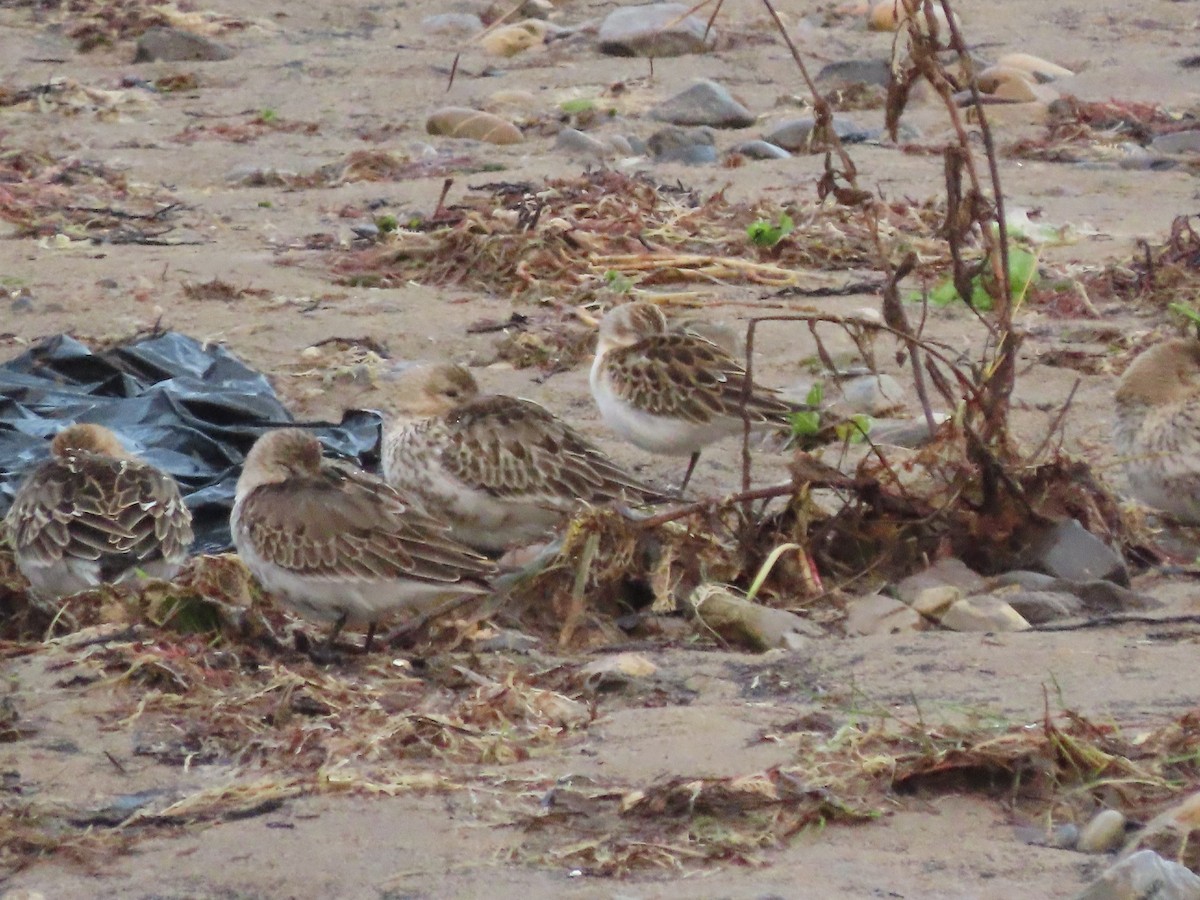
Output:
[375, 214, 399, 233]
[746, 213, 795, 248]
[835, 414, 872, 444]
[1170, 302, 1200, 326]
[804, 382, 824, 407]
[790, 410, 822, 436]
[559, 98, 595, 115]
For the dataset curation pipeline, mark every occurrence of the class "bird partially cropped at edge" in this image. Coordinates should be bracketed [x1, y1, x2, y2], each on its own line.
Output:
[231, 428, 496, 653]
[382, 363, 667, 553]
[589, 301, 806, 492]
[1114, 337, 1200, 524]
[4, 423, 194, 603]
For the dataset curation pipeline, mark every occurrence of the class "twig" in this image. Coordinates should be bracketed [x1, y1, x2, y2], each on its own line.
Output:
[635, 482, 798, 531]
[1028, 376, 1081, 463]
[1034, 613, 1200, 633]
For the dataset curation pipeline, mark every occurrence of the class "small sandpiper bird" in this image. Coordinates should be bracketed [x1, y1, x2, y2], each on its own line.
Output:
[1114, 337, 1200, 523]
[589, 301, 804, 492]
[382, 363, 666, 553]
[231, 428, 495, 653]
[5, 423, 193, 602]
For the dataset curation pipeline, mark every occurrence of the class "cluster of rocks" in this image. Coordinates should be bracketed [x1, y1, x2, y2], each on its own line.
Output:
[409, 1, 1101, 168]
[847, 520, 1157, 637]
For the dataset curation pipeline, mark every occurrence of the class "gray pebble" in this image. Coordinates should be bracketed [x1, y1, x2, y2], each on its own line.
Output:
[1073, 849, 1200, 900]
[134, 27, 234, 63]
[816, 58, 891, 87]
[598, 3, 716, 57]
[1016, 519, 1128, 587]
[763, 116, 870, 153]
[731, 140, 792, 160]
[647, 125, 717, 164]
[1001, 590, 1083, 625]
[1151, 130, 1200, 155]
[650, 79, 755, 129]
[555, 127, 611, 159]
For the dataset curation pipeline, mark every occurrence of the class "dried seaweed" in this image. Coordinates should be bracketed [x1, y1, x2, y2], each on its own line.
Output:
[322, 170, 946, 299]
[0, 149, 183, 239]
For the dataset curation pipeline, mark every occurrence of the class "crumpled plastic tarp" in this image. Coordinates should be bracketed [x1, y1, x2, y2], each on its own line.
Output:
[0, 332, 383, 552]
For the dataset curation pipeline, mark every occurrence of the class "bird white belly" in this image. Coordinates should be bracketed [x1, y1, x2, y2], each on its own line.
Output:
[18, 556, 184, 602]
[235, 539, 474, 626]
[590, 362, 736, 455]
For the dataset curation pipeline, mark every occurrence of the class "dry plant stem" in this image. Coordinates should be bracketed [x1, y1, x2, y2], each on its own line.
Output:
[635, 482, 797, 531]
[1028, 377, 1081, 463]
[937, 0, 1015, 439]
[757, 0, 857, 181]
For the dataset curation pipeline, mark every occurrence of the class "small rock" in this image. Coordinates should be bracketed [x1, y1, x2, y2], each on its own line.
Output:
[647, 125, 717, 164]
[977, 65, 1036, 95]
[598, 3, 716, 57]
[895, 558, 988, 604]
[1000, 590, 1083, 625]
[996, 52, 1074, 83]
[730, 140, 791, 160]
[1050, 823, 1083, 849]
[481, 89, 539, 114]
[555, 127, 612, 159]
[420, 13, 484, 35]
[992, 78, 1057, 104]
[604, 134, 635, 156]
[580, 652, 658, 690]
[1074, 850, 1200, 900]
[689, 584, 817, 652]
[1151, 131, 1200, 155]
[1018, 519, 1128, 587]
[134, 27, 234, 62]
[834, 373, 906, 416]
[1077, 809, 1128, 854]
[816, 58, 891, 88]
[869, 415, 947, 448]
[762, 116, 870, 153]
[868, 0, 955, 35]
[940, 597, 1030, 633]
[1014, 822, 1079, 849]
[911, 585, 961, 620]
[845, 593, 924, 635]
[481, 20, 546, 56]
[650, 79, 755, 129]
[426, 107, 524, 144]
[987, 571, 1161, 616]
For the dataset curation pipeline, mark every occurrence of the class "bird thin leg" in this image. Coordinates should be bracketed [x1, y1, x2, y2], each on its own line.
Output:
[363, 622, 378, 654]
[323, 612, 348, 653]
[677, 451, 701, 496]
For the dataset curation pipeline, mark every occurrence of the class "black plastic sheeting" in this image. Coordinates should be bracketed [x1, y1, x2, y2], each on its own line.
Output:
[0, 332, 383, 553]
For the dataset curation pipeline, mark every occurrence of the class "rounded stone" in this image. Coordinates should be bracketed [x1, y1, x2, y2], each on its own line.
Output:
[1076, 809, 1127, 854]
[650, 79, 756, 129]
[426, 107, 524, 144]
[598, 3, 716, 57]
[731, 140, 792, 160]
[647, 125, 717, 164]
[996, 52, 1074, 83]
